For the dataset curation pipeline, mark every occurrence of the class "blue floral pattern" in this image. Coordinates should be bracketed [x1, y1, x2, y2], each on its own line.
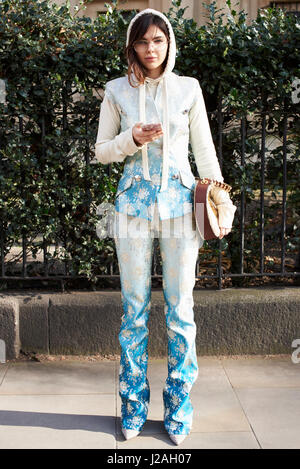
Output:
[115, 207, 202, 435]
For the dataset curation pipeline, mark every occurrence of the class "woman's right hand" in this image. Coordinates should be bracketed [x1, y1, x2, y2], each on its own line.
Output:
[132, 122, 163, 147]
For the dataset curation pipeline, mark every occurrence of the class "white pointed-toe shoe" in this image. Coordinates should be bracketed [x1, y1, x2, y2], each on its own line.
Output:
[168, 433, 187, 445]
[121, 427, 140, 440]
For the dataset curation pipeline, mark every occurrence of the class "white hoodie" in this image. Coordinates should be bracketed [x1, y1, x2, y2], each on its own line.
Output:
[93, 8, 237, 228]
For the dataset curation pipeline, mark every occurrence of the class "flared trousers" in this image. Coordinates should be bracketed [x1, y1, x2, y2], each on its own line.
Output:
[113, 202, 204, 435]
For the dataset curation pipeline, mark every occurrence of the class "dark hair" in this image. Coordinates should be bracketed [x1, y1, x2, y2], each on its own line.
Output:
[125, 13, 170, 88]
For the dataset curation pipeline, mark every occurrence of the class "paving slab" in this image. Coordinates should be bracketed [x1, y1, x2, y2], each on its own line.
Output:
[235, 387, 300, 449]
[190, 357, 251, 433]
[0, 394, 116, 449]
[0, 361, 116, 395]
[220, 356, 300, 387]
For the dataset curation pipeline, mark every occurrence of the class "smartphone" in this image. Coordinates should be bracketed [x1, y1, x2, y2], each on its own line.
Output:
[141, 123, 162, 131]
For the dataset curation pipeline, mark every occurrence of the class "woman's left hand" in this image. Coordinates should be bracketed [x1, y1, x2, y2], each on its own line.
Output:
[219, 227, 231, 239]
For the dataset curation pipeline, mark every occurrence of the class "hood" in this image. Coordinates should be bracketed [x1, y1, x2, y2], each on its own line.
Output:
[126, 8, 177, 192]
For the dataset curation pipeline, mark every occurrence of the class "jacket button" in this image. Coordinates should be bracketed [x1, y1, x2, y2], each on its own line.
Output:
[134, 175, 142, 181]
[172, 174, 179, 179]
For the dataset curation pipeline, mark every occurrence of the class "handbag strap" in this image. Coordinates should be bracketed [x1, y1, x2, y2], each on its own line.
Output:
[195, 177, 232, 193]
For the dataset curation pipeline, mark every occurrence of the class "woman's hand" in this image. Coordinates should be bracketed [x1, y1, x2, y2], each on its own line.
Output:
[132, 122, 163, 146]
[219, 227, 231, 239]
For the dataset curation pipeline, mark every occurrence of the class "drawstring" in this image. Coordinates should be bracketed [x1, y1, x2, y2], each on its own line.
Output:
[138, 75, 170, 191]
[160, 76, 169, 192]
[139, 82, 151, 181]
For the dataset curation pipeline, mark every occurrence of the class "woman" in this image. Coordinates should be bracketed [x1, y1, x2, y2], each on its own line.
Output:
[94, 8, 237, 445]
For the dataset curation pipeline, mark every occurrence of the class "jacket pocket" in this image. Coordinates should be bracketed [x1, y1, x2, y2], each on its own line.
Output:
[115, 176, 134, 198]
[179, 170, 195, 190]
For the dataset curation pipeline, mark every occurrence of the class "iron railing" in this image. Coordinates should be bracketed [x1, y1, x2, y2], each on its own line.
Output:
[0, 102, 299, 291]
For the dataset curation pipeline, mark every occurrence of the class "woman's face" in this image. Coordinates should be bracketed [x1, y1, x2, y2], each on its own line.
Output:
[134, 24, 169, 75]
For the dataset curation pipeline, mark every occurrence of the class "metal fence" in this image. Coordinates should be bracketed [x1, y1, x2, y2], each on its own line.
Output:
[0, 103, 299, 291]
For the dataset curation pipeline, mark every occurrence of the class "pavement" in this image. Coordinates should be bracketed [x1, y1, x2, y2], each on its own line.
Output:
[0, 354, 300, 449]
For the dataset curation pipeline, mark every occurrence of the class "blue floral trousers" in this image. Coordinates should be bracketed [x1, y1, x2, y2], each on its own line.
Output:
[113, 202, 204, 435]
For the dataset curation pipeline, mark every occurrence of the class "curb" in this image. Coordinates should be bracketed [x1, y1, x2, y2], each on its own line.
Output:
[0, 297, 20, 360]
[0, 287, 299, 359]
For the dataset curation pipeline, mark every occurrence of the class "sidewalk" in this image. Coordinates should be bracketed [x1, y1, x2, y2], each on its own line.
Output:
[0, 354, 300, 449]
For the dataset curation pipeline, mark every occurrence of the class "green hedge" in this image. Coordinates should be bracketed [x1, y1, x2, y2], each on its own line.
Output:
[0, 0, 299, 287]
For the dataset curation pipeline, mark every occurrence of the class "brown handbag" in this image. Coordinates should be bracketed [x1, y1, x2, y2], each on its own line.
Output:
[193, 177, 232, 240]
